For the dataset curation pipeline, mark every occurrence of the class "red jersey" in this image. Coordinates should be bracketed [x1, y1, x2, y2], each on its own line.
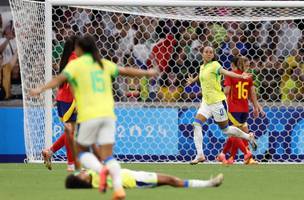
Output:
[224, 69, 253, 113]
[55, 52, 77, 103]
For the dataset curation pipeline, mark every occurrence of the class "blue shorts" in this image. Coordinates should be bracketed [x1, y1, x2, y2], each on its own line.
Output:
[228, 112, 248, 127]
[57, 101, 77, 122]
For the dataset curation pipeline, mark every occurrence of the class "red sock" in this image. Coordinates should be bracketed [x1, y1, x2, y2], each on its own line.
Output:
[230, 138, 239, 158]
[242, 139, 249, 148]
[235, 138, 248, 154]
[223, 137, 233, 154]
[50, 133, 66, 153]
[65, 132, 75, 165]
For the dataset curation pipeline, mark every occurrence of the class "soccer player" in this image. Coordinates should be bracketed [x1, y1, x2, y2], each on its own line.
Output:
[29, 35, 157, 200]
[65, 168, 224, 189]
[186, 46, 257, 165]
[42, 35, 79, 172]
[217, 56, 265, 165]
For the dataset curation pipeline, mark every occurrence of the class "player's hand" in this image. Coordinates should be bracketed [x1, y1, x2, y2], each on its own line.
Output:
[29, 87, 43, 97]
[253, 108, 259, 118]
[186, 75, 195, 86]
[241, 72, 252, 80]
[258, 104, 266, 117]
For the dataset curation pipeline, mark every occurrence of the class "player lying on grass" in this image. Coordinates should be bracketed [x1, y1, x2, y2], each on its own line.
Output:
[65, 168, 224, 189]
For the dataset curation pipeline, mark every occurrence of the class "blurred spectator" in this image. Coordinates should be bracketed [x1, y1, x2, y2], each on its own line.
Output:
[158, 72, 183, 102]
[276, 20, 301, 58]
[280, 67, 303, 102]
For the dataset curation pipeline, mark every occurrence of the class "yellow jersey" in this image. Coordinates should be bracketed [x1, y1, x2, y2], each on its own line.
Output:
[63, 54, 119, 122]
[199, 61, 226, 104]
[88, 169, 157, 189]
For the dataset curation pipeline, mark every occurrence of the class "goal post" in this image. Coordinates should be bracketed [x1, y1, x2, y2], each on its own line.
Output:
[10, 0, 304, 163]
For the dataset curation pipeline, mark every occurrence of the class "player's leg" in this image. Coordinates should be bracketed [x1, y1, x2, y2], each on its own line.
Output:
[190, 101, 211, 164]
[217, 137, 233, 163]
[60, 101, 80, 171]
[97, 118, 125, 200]
[75, 119, 108, 191]
[157, 173, 224, 188]
[42, 133, 66, 170]
[213, 101, 257, 150]
[229, 112, 255, 163]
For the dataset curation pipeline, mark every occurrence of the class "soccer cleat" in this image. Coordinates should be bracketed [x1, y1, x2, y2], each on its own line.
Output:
[244, 151, 253, 163]
[66, 164, 75, 172]
[99, 167, 109, 193]
[225, 157, 234, 165]
[216, 153, 227, 163]
[248, 132, 258, 151]
[210, 173, 224, 187]
[42, 149, 52, 170]
[190, 156, 206, 165]
[112, 188, 126, 200]
[246, 158, 258, 165]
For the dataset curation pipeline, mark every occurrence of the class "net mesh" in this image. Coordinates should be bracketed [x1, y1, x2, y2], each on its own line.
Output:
[10, 0, 304, 163]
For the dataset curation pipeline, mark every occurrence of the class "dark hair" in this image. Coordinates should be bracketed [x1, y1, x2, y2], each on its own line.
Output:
[59, 35, 79, 73]
[76, 35, 103, 69]
[201, 46, 218, 63]
[231, 56, 240, 68]
[65, 174, 93, 189]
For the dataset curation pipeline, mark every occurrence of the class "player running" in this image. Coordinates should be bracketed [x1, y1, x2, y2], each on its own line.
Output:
[30, 35, 158, 200]
[186, 46, 257, 165]
[217, 56, 265, 165]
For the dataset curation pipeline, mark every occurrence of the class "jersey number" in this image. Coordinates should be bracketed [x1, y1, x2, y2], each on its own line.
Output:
[91, 71, 105, 93]
[235, 81, 248, 99]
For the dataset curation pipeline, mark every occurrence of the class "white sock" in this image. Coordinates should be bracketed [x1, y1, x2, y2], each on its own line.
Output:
[193, 124, 204, 157]
[185, 179, 212, 188]
[105, 157, 123, 190]
[222, 126, 250, 140]
[79, 152, 102, 173]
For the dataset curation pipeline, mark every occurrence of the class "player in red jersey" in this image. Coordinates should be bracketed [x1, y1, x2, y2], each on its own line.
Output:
[217, 56, 265, 164]
[42, 36, 80, 171]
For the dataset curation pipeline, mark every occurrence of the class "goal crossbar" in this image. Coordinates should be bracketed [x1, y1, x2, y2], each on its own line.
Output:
[47, 0, 304, 7]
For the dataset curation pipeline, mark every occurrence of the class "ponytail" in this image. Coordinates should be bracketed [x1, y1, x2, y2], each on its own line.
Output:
[76, 35, 103, 69]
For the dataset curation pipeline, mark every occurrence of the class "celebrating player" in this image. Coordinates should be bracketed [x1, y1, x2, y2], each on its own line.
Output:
[42, 35, 79, 172]
[65, 168, 224, 190]
[186, 46, 257, 165]
[29, 35, 157, 200]
[217, 56, 265, 164]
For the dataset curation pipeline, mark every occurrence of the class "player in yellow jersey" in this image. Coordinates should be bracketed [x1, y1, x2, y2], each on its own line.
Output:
[29, 35, 157, 200]
[186, 46, 257, 165]
[65, 168, 224, 190]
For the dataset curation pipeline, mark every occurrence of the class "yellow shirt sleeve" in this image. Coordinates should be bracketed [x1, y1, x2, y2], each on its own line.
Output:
[63, 60, 78, 87]
[213, 61, 222, 75]
[102, 59, 119, 78]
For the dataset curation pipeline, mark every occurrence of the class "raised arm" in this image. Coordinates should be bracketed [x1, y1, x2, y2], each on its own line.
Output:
[118, 67, 158, 78]
[219, 68, 251, 79]
[29, 74, 67, 96]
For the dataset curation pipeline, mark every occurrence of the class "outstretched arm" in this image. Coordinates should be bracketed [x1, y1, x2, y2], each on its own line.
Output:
[219, 68, 251, 79]
[118, 67, 158, 78]
[186, 75, 199, 86]
[29, 74, 67, 96]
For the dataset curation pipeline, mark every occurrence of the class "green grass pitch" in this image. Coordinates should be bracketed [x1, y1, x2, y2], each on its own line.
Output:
[0, 163, 303, 200]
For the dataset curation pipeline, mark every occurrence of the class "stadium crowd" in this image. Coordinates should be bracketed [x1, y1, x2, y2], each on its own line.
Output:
[1, 6, 304, 103]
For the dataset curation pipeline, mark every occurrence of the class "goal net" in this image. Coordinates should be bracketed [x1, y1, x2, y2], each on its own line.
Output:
[10, 0, 304, 163]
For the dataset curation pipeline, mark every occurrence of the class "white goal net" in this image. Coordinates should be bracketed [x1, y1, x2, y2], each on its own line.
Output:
[10, 0, 304, 163]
